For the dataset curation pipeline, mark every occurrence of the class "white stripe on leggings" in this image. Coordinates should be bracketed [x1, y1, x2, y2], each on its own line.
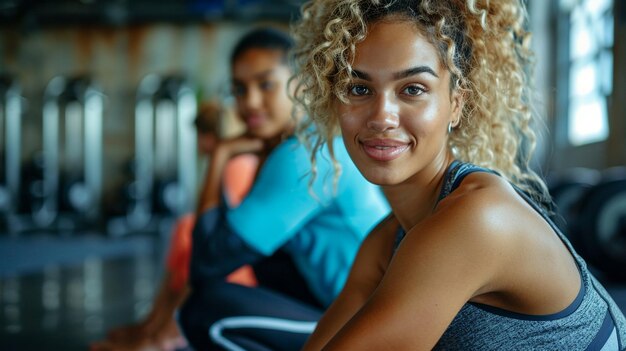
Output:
[209, 316, 317, 351]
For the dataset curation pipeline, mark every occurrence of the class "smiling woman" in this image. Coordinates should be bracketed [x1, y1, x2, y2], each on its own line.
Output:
[230, 48, 294, 139]
[337, 20, 462, 186]
[174, 27, 390, 351]
[292, 0, 626, 350]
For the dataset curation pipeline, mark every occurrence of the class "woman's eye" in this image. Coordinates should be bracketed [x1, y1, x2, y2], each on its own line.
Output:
[403, 85, 425, 96]
[349, 85, 370, 96]
[232, 84, 245, 97]
[260, 81, 275, 91]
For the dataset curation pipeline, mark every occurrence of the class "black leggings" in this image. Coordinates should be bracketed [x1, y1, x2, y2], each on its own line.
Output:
[178, 252, 324, 351]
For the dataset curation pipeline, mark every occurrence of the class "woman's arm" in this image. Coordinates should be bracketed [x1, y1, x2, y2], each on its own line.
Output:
[196, 136, 263, 215]
[314, 189, 510, 350]
[302, 214, 399, 351]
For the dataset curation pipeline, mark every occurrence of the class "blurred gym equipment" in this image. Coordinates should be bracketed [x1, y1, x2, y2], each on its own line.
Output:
[31, 76, 104, 232]
[107, 74, 197, 237]
[550, 168, 626, 281]
[548, 167, 602, 236]
[0, 75, 23, 234]
[573, 168, 626, 280]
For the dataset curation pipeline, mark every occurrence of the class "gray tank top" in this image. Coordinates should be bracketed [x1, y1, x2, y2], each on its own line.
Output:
[393, 161, 626, 350]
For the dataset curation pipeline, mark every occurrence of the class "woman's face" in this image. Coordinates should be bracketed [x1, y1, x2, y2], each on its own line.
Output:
[232, 48, 294, 140]
[337, 20, 462, 186]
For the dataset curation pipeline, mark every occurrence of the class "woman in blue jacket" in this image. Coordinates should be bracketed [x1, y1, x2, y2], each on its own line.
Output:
[178, 27, 390, 351]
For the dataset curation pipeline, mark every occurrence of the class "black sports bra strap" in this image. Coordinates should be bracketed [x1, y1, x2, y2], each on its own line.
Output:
[434, 160, 500, 207]
[394, 161, 499, 250]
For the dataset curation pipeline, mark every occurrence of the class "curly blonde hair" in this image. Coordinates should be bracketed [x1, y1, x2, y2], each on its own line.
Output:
[291, 0, 551, 204]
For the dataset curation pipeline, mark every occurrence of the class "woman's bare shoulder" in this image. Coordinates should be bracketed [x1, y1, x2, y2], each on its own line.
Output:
[400, 172, 526, 283]
[433, 171, 526, 237]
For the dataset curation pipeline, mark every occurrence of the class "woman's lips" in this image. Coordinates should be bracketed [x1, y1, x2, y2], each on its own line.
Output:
[245, 114, 265, 128]
[360, 139, 410, 161]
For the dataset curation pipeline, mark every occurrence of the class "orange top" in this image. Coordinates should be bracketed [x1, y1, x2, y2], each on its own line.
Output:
[166, 154, 259, 291]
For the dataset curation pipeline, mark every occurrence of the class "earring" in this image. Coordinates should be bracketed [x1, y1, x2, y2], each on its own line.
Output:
[447, 121, 452, 134]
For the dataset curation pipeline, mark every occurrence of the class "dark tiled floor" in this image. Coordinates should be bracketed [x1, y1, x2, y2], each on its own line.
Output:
[0, 254, 161, 351]
[1, 234, 625, 351]
[0, 230, 168, 351]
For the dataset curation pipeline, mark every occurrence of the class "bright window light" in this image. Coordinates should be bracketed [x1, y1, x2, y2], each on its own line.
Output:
[565, 0, 613, 146]
[570, 63, 597, 97]
[569, 15, 593, 59]
[568, 98, 609, 146]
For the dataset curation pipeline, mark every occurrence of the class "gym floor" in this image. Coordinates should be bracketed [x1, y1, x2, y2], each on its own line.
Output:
[0, 232, 168, 351]
[1, 233, 625, 351]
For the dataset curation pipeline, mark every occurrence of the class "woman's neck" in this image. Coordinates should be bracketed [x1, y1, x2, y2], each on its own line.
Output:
[264, 122, 296, 152]
[383, 155, 454, 232]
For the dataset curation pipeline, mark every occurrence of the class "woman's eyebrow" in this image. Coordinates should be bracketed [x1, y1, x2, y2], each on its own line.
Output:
[232, 69, 276, 84]
[351, 69, 371, 81]
[393, 66, 439, 79]
[351, 66, 439, 81]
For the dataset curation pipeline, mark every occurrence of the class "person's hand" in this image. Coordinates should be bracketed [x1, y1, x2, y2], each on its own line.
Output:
[216, 135, 264, 158]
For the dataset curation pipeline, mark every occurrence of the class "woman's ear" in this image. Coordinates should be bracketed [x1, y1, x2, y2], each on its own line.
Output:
[450, 89, 464, 127]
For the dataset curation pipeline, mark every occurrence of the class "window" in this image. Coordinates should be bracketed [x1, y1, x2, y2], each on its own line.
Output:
[562, 0, 613, 146]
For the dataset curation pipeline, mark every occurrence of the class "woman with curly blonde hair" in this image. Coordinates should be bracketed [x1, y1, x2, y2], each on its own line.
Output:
[292, 0, 626, 349]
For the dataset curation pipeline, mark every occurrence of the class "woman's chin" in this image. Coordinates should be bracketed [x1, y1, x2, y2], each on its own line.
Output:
[361, 171, 405, 187]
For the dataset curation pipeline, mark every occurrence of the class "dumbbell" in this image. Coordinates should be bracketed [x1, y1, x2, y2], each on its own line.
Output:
[60, 175, 91, 214]
[20, 153, 46, 213]
[573, 169, 626, 280]
[153, 178, 179, 215]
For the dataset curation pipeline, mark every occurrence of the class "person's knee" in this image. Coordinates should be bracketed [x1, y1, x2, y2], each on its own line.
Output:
[178, 282, 238, 349]
[178, 292, 211, 349]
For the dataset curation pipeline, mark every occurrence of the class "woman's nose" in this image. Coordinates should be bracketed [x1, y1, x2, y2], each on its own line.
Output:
[366, 94, 400, 132]
[242, 86, 262, 109]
